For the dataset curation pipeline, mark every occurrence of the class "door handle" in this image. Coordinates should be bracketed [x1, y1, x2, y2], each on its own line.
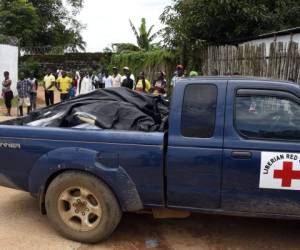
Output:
[231, 151, 252, 159]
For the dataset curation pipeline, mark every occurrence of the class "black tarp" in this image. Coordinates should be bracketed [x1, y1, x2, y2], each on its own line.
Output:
[2, 88, 169, 132]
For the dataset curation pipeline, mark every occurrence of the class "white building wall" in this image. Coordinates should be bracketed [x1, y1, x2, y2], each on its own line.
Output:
[241, 33, 300, 56]
[0, 44, 18, 96]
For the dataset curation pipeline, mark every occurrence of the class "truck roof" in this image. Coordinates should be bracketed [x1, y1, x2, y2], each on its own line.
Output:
[181, 76, 297, 87]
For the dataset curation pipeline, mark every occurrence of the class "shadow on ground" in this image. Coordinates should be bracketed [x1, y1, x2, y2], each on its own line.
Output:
[1, 188, 300, 250]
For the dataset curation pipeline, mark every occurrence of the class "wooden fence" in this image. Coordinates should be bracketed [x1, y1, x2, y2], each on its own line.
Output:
[201, 42, 300, 83]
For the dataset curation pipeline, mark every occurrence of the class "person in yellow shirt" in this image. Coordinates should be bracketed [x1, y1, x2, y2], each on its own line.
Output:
[56, 71, 73, 102]
[135, 71, 151, 93]
[43, 69, 56, 106]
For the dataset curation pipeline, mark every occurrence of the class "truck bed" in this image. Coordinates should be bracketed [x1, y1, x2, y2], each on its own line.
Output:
[2, 87, 169, 133]
[0, 125, 166, 208]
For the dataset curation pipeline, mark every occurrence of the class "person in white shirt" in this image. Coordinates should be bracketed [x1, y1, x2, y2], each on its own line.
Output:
[111, 67, 122, 88]
[121, 67, 135, 87]
[76, 72, 94, 96]
[91, 72, 100, 89]
[102, 71, 113, 88]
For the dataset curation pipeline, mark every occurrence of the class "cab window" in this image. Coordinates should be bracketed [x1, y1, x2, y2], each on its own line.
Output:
[181, 84, 217, 138]
[235, 94, 300, 140]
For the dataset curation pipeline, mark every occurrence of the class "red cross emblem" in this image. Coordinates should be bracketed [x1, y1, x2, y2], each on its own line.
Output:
[273, 162, 300, 187]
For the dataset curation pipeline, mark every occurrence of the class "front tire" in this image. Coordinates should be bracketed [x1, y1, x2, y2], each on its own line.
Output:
[45, 171, 122, 243]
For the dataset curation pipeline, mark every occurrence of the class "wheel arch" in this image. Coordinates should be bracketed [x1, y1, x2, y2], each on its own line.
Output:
[28, 147, 143, 213]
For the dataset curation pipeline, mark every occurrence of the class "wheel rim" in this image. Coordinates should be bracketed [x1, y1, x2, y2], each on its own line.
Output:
[58, 186, 102, 232]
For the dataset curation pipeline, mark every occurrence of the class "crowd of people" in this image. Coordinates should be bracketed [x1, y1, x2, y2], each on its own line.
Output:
[2, 64, 195, 117]
[44, 66, 170, 102]
[1, 71, 38, 116]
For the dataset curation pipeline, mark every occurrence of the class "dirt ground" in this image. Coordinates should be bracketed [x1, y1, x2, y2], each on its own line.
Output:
[0, 87, 60, 120]
[1, 187, 300, 250]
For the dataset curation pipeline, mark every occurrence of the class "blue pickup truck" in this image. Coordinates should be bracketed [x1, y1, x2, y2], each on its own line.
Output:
[1, 77, 300, 243]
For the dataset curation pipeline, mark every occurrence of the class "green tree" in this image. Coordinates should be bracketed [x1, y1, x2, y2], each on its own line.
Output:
[161, 0, 300, 46]
[160, 0, 300, 68]
[28, 0, 86, 51]
[0, 0, 39, 46]
[129, 18, 160, 51]
[0, 0, 85, 51]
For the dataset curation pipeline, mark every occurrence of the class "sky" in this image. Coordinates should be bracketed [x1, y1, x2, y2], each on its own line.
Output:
[78, 0, 172, 52]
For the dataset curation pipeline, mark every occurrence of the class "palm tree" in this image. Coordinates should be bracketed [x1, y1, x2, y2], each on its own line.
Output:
[129, 18, 160, 51]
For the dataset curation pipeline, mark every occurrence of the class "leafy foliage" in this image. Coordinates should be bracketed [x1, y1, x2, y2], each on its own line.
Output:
[19, 58, 40, 77]
[129, 18, 161, 51]
[160, 0, 300, 70]
[0, 0, 39, 46]
[0, 0, 85, 51]
[0, 34, 19, 46]
[111, 49, 177, 82]
[161, 0, 300, 46]
[20, 53, 112, 78]
[103, 18, 161, 54]
[111, 43, 141, 53]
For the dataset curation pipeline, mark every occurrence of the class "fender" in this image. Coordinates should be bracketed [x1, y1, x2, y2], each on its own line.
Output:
[28, 147, 143, 212]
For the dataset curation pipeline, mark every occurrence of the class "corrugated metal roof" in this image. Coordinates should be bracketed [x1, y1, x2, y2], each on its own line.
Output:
[228, 27, 300, 45]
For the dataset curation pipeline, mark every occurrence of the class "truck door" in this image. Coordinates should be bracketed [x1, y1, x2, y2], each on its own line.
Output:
[222, 81, 300, 215]
[167, 80, 227, 209]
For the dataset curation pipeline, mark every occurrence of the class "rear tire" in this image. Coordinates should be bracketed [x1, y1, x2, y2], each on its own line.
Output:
[45, 171, 122, 243]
